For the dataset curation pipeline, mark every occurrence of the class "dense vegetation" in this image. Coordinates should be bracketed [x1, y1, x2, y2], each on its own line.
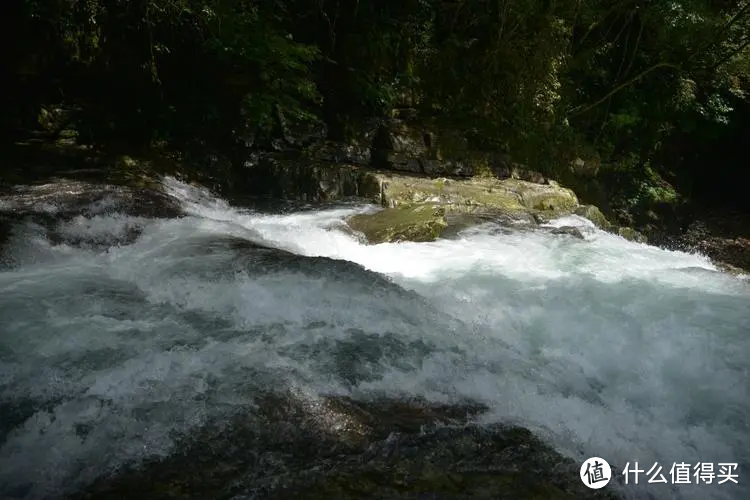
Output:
[2, 0, 749, 213]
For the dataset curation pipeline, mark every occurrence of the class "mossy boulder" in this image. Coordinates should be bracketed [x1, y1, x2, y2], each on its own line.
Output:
[376, 173, 525, 212]
[347, 205, 448, 244]
[574, 205, 612, 230]
[345, 170, 581, 244]
[613, 226, 648, 243]
[505, 179, 579, 214]
[570, 205, 647, 243]
[368, 171, 577, 213]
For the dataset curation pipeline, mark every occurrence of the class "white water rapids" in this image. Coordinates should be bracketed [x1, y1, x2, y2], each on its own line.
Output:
[1, 177, 748, 499]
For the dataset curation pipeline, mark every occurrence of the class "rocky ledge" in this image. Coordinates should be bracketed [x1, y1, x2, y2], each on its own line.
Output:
[318, 165, 644, 245]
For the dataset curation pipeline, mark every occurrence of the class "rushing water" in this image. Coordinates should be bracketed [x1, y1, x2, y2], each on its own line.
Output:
[1, 177, 748, 500]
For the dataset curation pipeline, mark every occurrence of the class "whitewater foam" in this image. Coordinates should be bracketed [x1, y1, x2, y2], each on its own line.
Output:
[0, 177, 747, 499]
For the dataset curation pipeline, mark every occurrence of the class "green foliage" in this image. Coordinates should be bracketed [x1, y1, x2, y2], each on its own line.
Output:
[417, 0, 573, 147]
[4, 0, 750, 208]
[8, 0, 323, 147]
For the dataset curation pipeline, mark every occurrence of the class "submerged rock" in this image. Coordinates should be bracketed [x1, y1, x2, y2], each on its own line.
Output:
[70, 395, 621, 500]
[439, 210, 537, 239]
[550, 226, 586, 240]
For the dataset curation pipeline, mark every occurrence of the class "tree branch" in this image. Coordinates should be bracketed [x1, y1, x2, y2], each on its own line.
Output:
[711, 36, 750, 72]
[622, 17, 644, 79]
[573, 0, 638, 54]
[567, 62, 680, 116]
[692, 2, 750, 59]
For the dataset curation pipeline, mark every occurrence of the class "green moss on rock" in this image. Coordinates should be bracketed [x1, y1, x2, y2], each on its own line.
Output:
[613, 226, 648, 243]
[501, 179, 578, 214]
[574, 205, 612, 230]
[347, 205, 448, 244]
[343, 170, 585, 244]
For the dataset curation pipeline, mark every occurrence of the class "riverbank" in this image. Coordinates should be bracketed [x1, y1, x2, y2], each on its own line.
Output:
[2, 133, 748, 274]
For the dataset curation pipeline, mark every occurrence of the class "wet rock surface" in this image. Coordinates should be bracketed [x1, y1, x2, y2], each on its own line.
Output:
[574, 205, 611, 230]
[69, 395, 621, 500]
[0, 180, 182, 220]
[346, 205, 449, 244]
[343, 172, 581, 244]
[0, 180, 184, 253]
[650, 214, 750, 274]
[550, 226, 587, 240]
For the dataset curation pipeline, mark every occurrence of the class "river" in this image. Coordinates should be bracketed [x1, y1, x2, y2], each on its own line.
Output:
[1, 177, 748, 499]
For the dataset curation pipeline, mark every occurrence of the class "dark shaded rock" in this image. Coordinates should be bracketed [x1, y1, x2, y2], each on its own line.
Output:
[238, 152, 383, 202]
[568, 156, 600, 178]
[0, 180, 183, 220]
[305, 119, 380, 166]
[694, 237, 750, 274]
[370, 119, 513, 178]
[69, 395, 622, 500]
[371, 119, 429, 173]
[308, 141, 372, 165]
[0, 216, 12, 249]
[647, 213, 750, 274]
[550, 226, 586, 240]
[278, 111, 328, 148]
[509, 165, 546, 184]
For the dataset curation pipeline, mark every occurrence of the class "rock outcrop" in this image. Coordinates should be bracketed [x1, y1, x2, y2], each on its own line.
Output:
[342, 171, 580, 244]
[326, 166, 644, 245]
[347, 205, 449, 244]
[650, 215, 750, 274]
[269, 112, 646, 246]
[71, 394, 621, 500]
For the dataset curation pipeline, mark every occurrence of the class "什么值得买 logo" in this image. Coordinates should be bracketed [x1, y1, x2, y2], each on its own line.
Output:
[580, 457, 612, 489]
